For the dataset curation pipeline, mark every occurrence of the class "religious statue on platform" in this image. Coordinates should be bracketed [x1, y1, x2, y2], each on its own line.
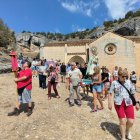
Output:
[9, 48, 18, 72]
[86, 47, 99, 75]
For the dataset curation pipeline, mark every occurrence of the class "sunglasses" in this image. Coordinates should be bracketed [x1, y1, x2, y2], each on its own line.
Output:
[122, 76, 127, 78]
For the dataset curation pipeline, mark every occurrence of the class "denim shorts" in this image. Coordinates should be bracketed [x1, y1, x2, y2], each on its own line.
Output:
[92, 84, 102, 93]
[101, 83, 104, 89]
[18, 88, 31, 103]
[31, 66, 38, 71]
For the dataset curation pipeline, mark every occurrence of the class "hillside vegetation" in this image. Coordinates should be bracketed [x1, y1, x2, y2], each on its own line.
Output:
[21, 9, 140, 41]
[0, 19, 15, 49]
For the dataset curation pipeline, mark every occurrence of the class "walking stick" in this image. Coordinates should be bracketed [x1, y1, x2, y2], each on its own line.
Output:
[9, 48, 19, 105]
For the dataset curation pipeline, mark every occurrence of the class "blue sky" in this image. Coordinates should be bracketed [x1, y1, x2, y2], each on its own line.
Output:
[0, 0, 140, 34]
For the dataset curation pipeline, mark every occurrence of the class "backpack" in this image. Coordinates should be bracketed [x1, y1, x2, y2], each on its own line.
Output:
[50, 77, 55, 84]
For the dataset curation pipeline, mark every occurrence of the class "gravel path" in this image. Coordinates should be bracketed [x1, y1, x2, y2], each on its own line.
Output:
[0, 73, 140, 140]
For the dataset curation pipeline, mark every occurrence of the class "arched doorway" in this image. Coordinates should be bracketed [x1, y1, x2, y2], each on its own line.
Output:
[68, 56, 85, 66]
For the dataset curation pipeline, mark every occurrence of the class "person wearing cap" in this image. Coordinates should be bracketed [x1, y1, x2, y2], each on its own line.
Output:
[108, 69, 140, 140]
[8, 61, 33, 117]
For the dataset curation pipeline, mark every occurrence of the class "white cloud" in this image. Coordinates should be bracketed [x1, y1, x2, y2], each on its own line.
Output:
[59, 0, 101, 17]
[61, 2, 78, 13]
[72, 25, 86, 32]
[104, 0, 140, 19]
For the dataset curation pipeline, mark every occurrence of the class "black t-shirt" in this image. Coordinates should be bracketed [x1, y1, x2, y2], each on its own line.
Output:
[60, 65, 66, 72]
[101, 72, 109, 83]
[79, 67, 87, 77]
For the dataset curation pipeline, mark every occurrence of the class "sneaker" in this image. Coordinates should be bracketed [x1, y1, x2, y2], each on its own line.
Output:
[69, 102, 74, 107]
[76, 100, 82, 106]
[27, 108, 32, 116]
[126, 132, 132, 140]
[56, 95, 60, 99]
[7, 108, 20, 116]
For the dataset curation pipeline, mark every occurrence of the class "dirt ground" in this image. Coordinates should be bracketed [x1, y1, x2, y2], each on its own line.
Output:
[0, 73, 140, 140]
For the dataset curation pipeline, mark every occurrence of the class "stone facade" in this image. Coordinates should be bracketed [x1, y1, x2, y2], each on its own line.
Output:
[89, 32, 136, 73]
[40, 40, 92, 65]
[40, 32, 140, 86]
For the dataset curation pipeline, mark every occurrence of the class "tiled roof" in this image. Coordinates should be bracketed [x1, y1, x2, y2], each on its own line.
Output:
[125, 36, 140, 39]
[44, 39, 94, 47]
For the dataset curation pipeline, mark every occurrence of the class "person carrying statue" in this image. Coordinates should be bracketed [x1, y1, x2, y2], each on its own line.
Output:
[86, 47, 99, 76]
[8, 61, 33, 116]
[86, 47, 99, 92]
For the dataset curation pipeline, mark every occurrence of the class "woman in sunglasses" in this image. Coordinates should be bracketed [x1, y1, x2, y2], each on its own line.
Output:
[108, 69, 140, 140]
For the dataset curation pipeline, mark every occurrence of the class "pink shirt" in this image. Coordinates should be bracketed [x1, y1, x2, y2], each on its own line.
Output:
[48, 71, 59, 82]
[17, 68, 32, 90]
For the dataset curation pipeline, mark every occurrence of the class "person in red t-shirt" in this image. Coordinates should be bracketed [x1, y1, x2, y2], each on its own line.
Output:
[8, 61, 33, 117]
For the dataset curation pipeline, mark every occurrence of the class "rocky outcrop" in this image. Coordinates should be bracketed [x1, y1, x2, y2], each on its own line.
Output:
[16, 33, 47, 48]
[0, 58, 11, 73]
[89, 17, 140, 38]
[113, 17, 140, 36]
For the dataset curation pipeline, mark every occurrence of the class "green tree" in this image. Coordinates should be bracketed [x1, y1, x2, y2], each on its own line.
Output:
[70, 33, 76, 38]
[47, 32, 54, 39]
[79, 32, 85, 39]
[114, 19, 117, 23]
[118, 18, 125, 23]
[103, 21, 114, 28]
[0, 19, 15, 48]
[125, 11, 134, 19]
[55, 33, 63, 40]
[133, 10, 140, 17]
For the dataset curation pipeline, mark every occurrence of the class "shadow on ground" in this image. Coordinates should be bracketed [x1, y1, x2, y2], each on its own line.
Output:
[100, 122, 121, 140]
[20, 102, 35, 113]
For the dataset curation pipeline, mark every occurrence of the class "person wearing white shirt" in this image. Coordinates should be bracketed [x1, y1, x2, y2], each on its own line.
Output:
[108, 69, 140, 140]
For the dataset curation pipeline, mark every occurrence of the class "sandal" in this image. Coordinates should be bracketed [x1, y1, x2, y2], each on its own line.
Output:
[98, 107, 104, 110]
[56, 95, 60, 99]
[90, 109, 97, 112]
[48, 96, 51, 100]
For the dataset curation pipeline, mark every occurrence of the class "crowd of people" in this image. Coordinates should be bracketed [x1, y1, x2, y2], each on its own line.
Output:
[7, 54, 140, 140]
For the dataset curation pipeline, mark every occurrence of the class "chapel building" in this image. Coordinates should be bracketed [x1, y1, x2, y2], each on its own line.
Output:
[40, 32, 140, 86]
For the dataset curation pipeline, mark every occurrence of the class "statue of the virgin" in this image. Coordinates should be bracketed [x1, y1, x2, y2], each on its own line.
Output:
[86, 47, 99, 75]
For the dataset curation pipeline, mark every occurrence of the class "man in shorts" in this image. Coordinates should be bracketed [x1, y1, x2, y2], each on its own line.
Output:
[66, 62, 82, 106]
[8, 61, 33, 116]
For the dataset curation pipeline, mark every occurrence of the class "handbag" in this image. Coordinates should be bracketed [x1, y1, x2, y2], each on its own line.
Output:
[50, 77, 56, 84]
[118, 80, 136, 106]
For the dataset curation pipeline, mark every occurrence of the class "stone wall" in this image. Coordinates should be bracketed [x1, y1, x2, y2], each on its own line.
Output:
[134, 40, 140, 86]
[41, 46, 65, 62]
[41, 45, 87, 64]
